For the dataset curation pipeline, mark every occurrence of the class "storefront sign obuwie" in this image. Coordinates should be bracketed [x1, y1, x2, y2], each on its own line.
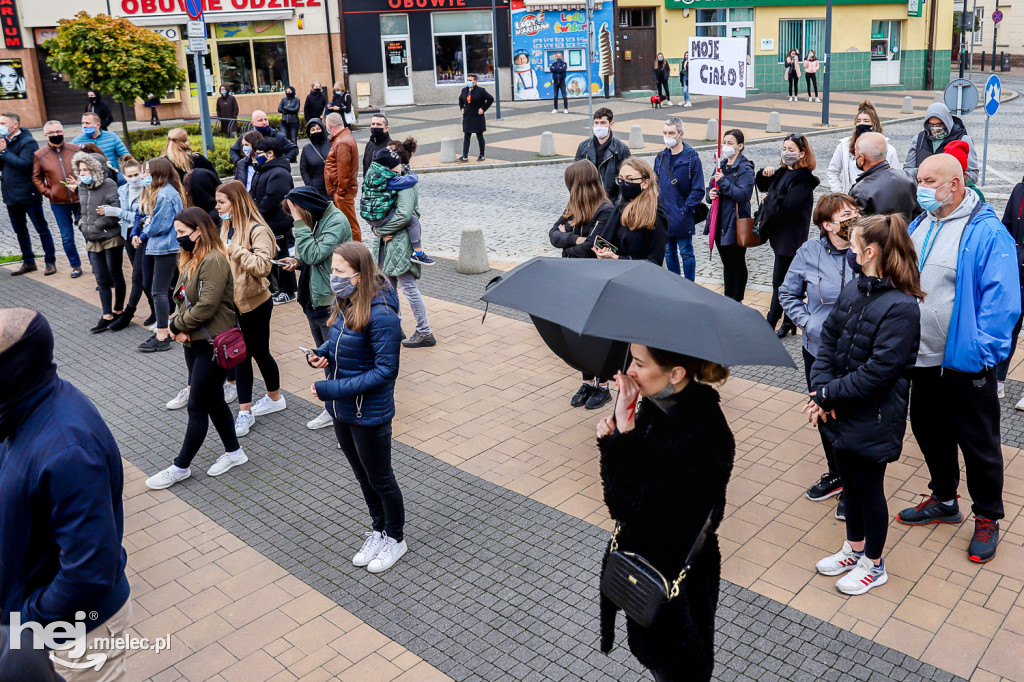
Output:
[120, 0, 320, 14]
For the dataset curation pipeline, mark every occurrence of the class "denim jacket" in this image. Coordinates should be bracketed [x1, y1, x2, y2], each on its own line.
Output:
[143, 184, 184, 256]
[116, 184, 141, 241]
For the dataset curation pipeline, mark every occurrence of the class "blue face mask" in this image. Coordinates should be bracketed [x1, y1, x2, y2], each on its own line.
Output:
[255, 154, 268, 166]
[219, 212, 231, 220]
[916, 178, 953, 213]
[846, 248, 863, 276]
[0, 126, 9, 137]
[79, 174, 93, 186]
[82, 126, 96, 135]
[141, 176, 152, 186]
[330, 274, 357, 299]
[242, 145, 253, 157]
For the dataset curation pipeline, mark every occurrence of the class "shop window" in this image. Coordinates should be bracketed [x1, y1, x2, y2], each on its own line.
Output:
[778, 19, 825, 63]
[973, 7, 984, 45]
[432, 11, 494, 85]
[380, 13, 409, 37]
[619, 8, 655, 27]
[187, 21, 290, 97]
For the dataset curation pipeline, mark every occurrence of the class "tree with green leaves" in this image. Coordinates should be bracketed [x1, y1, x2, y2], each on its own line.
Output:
[43, 12, 186, 150]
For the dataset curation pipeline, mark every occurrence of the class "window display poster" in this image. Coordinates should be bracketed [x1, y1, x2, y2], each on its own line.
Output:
[0, 59, 27, 99]
[510, 0, 614, 101]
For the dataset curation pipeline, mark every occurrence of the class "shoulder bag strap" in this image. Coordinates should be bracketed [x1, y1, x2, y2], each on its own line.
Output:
[669, 506, 717, 597]
[178, 274, 217, 345]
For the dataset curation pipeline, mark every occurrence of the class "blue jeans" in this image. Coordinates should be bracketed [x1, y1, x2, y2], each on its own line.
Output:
[8, 202, 56, 266]
[50, 203, 82, 268]
[665, 236, 695, 281]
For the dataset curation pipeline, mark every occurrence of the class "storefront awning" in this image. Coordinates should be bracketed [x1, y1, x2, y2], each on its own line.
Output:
[522, 0, 603, 10]
[126, 10, 294, 27]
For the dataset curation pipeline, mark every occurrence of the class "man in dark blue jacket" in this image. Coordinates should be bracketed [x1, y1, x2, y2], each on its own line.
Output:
[655, 116, 705, 281]
[0, 113, 56, 277]
[0, 308, 131, 679]
[550, 52, 568, 114]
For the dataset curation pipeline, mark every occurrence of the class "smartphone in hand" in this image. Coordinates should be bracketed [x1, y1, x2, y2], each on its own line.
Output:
[594, 236, 618, 253]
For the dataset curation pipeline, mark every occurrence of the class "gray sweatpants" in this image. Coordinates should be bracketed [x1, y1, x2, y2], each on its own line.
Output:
[389, 272, 431, 335]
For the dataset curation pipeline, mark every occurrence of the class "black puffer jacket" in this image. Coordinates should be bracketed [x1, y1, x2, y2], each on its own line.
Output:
[755, 166, 819, 257]
[810, 276, 920, 463]
[249, 157, 294, 231]
[598, 382, 735, 679]
[548, 201, 615, 257]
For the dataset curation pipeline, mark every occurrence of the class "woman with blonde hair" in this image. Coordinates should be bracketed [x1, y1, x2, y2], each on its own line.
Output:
[827, 101, 901, 193]
[595, 157, 668, 265]
[163, 127, 217, 180]
[145, 207, 247, 490]
[216, 180, 285, 437]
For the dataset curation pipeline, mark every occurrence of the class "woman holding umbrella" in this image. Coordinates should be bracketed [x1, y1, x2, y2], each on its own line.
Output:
[707, 129, 754, 302]
[594, 158, 667, 266]
[549, 159, 616, 409]
[596, 345, 735, 681]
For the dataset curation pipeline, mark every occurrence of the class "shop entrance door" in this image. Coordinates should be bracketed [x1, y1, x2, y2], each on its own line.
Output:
[382, 38, 413, 106]
[870, 20, 902, 85]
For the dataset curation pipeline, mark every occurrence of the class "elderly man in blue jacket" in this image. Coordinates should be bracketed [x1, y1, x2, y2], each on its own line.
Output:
[896, 154, 1021, 564]
[0, 308, 131, 681]
[654, 116, 705, 281]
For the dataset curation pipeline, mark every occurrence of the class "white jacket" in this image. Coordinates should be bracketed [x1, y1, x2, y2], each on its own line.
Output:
[827, 136, 902, 193]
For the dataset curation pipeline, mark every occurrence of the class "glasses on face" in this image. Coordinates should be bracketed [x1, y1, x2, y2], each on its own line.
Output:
[616, 177, 642, 185]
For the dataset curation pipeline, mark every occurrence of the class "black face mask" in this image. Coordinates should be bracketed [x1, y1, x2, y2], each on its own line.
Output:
[846, 248, 863, 275]
[618, 179, 644, 201]
[48, 134, 64, 146]
[370, 128, 387, 142]
[255, 125, 272, 136]
[177, 234, 197, 251]
[309, 131, 325, 144]
[88, 96, 98, 103]
[286, 91, 295, 98]
[855, 124, 874, 136]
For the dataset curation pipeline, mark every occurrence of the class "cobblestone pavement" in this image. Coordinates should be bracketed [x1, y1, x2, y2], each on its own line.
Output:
[2, 266, 978, 682]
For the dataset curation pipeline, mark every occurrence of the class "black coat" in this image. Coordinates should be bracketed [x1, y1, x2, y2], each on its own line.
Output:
[459, 86, 494, 134]
[810, 276, 920, 463]
[86, 98, 114, 130]
[598, 382, 735, 678]
[654, 60, 669, 83]
[607, 201, 668, 265]
[303, 89, 327, 122]
[575, 135, 631, 201]
[755, 166, 819, 257]
[326, 91, 352, 121]
[1001, 178, 1024, 272]
[172, 153, 217, 181]
[548, 201, 615, 258]
[363, 132, 392, 177]
[249, 157, 294, 231]
[0, 131, 42, 205]
[278, 94, 300, 124]
[849, 161, 920, 223]
[185, 167, 222, 225]
[300, 119, 332, 195]
[235, 157, 256, 189]
[229, 126, 298, 165]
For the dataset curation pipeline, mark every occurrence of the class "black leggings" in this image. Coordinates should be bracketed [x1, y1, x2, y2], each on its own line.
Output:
[656, 79, 670, 100]
[87, 245, 126, 315]
[717, 243, 748, 302]
[124, 241, 154, 313]
[269, 225, 296, 297]
[176, 341, 240, 468]
[334, 419, 405, 541]
[788, 74, 800, 97]
[805, 73, 818, 98]
[235, 297, 281, 405]
[144, 253, 178, 328]
[767, 253, 795, 327]
[802, 347, 839, 477]
[834, 448, 888, 560]
[463, 132, 485, 158]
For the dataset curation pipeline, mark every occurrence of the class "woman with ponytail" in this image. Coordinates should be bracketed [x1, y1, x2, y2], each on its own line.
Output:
[805, 213, 923, 596]
[827, 101, 900, 193]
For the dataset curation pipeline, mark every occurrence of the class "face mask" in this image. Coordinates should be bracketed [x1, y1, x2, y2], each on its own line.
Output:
[855, 154, 866, 172]
[255, 154, 269, 166]
[79, 174, 93, 186]
[720, 144, 736, 161]
[255, 125, 272, 136]
[314, 87, 321, 92]
[917, 179, 953, 213]
[82, 126, 96, 136]
[242, 144, 253, 157]
[142, 176, 152, 186]
[781, 151, 801, 166]
[0, 127, 8, 137]
[467, 82, 475, 88]
[846, 248, 863, 275]
[928, 124, 947, 140]
[658, 56, 664, 62]
[88, 96, 98, 103]
[330, 274, 357, 299]
[309, 131, 325, 143]
[835, 217, 856, 241]
[286, 91, 295, 98]
[218, 211, 231, 220]
[855, 124, 874, 136]
[618, 179, 644, 201]
[650, 379, 676, 400]
[48, 134, 64, 146]
[177, 234, 197, 251]
[334, 90, 342, 95]
[593, 125, 609, 139]
[127, 176, 144, 190]
[663, 136, 678, 149]
[220, 89, 228, 96]
[370, 128, 387, 142]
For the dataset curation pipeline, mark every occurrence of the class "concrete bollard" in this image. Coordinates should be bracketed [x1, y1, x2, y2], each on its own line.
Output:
[766, 111, 782, 134]
[628, 124, 645, 149]
[457, 227, 490, 274]
[440, 137, 458, 163]
[901, 96, 914, 114]
[705, 119, 718, 141]
[933, 91, 944, 103]
[539, 131, 556, 156]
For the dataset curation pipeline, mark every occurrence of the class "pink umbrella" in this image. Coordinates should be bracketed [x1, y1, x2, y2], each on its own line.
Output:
[707, 183, 719, 257]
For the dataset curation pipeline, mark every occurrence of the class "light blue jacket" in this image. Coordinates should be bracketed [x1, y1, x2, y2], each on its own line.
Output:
[779, 236, 850, 357]
[115, 183, 141, 240]
[143, 184, 184, 256]
[71, 130, 129, 171]
[908, 202, 1021, 372]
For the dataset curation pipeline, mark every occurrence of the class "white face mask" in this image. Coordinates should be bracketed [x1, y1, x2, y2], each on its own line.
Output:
[663, 136, 679, 149]
[127, 176, 144, 190]
[720, 144, 737, 160]
[593, 125, 609, 139]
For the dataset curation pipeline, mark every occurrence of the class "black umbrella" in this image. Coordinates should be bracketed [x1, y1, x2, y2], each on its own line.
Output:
[482, 258, 795, 369]
[531, 316, 630, 379]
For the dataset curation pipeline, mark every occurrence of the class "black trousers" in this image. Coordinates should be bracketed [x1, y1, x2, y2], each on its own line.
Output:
[835, 448, 888, 559]
[717, 243, 748, 302]
[334, 419, 405, 541]
[235, 297, 280, 405]
[553, 82, 568, 110]
[463, 132, 485, 158]
[767, 253, 795, 327]
[788, 74, 800, 97]
[655, 79, 670, 99]
[87, 245, 126, 315]
[910, 366, 1004, 520]
[280, 120, 299, 145]
[802, 347, 838, 477]
[268, 225, 296, 296]
[143, 253, 178, 328]
[176, 341, 240, 468]
[124, 241, 155, 313]
[805, 73, 818, 97]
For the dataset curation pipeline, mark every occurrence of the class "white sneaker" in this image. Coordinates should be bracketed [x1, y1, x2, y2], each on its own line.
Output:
[563, 108, 568, 114]
[1015, 394, 1024, 411]
[166, 387, 190, 410]
[146, 465, 191, 490]
[551, 108, 558, 114]
[815, 97, 822, 103]
[207, 449, 248, 477]
[307, 409, 333, 430]
[234, 411, 255, 437]
[998, 381, 1006, 399]
[353, 531, 385, 567]
[836, 556, 887, 595]
[367, 535, 407, 573]
[148, 322, 158, 332]
[223, 382, 238, 404]
[683, 102, 692, 107]
[663, 101, 672, 106]
[808, 97, 813, 102]
[816, 541, 862, 576]
[251, 394, 287, 416]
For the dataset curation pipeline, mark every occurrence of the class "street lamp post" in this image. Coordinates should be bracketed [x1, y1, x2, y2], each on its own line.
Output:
[491, 0, 502, 120]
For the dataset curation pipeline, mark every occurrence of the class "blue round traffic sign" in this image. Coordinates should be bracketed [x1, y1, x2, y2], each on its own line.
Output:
[985, 75, 1001, 116]
[993, 9, 1003, 23]
[185, 0, 203, 21]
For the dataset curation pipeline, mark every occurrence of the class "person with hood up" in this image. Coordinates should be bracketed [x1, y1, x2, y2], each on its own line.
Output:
[654, 116, 704, 281]
[216, 85, 239, 137]
[999, 170, 1024, 407]
[904, 103, 978, 183]
[303, 81, 327, 125]
[0, 308, 132, 680]
[249, 136, 296, 304]
[68, 151, 124, 334]
[827, 101, 901, 193]
[360, 145, 434, 266]
[300, 117, 331, 196]
[278, 86, 301, 145]
[755, 133, 820, 338]
[307, 242, 407, 573]
[707, 128, 754, 302]
[184, 165, 223, 226]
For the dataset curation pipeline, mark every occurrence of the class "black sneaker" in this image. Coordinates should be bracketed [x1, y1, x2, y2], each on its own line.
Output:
[143, 312, 157, 327]
[402, 331, 437, 348]
[806, 473, 843, 501]
[90, 317, 113, 334]
[477, 155, 486, 162]
[835, 494, 845, 521]
[571, 383, 594, 407]
[456, 156, 469, 163]
[585, 385, 612, 410]
[968, 517, 999, 563]
[138, 334, 172, 353]
[897, 494, 964, 526]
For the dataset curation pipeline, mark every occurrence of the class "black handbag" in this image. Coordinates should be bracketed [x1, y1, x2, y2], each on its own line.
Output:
[601, 507, 716, 628]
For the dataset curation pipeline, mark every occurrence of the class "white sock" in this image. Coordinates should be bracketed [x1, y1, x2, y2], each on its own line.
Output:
[941, 499, 956, 506]
[172, 465, 189, 475]
[227, 448, 244, 459]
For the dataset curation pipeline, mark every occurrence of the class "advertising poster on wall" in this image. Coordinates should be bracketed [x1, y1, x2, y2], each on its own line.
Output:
[0, 58, 27, 99]
[510, 0, 614, 101]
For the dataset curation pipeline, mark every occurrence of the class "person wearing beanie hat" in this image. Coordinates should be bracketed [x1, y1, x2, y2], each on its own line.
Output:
[360, 145, 434, 267]
[944, 140, 985, 203]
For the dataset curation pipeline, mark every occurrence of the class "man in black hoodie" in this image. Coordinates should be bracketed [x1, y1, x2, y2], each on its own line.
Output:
[362, 113, 392, 178]
[0, 308, 131, 680]
[250, 137, 297, 304]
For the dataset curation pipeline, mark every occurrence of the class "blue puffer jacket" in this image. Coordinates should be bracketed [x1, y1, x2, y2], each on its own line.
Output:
[314, 284, 402, 426]
[143, 184, 184, 256]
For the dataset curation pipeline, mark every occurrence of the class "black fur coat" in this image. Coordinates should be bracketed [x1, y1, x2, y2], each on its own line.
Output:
[597, 381, 735, 680]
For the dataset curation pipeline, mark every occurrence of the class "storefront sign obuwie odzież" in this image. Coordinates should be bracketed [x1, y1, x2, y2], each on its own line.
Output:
[1, 0, 24, 49]
[120, 0, 320, 14]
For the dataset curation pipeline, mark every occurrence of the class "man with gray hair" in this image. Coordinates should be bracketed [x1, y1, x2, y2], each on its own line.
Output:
[362, 112, 392, 177]
[32, 120, 83, 278]
[849, 131, 919, 222]
[324, 112, 360, 240]
[0, 112, 57, 277]
[654, 116, 704, 281]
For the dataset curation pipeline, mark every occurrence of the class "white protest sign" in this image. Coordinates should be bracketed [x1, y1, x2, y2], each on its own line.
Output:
[688, 36, 748, 99]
